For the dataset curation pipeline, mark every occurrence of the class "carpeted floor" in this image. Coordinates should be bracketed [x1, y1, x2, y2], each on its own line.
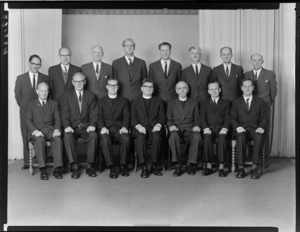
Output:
[6, 158, 295, 231]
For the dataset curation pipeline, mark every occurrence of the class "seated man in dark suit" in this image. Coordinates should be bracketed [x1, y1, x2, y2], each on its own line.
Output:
[200, 81, 231, 177]
[98, 78, 131, 179]
[231, 78, 268, 179]
[61, 72, 98, 179]
[26, 82, 63, 180]
[167, 81, 202, 177]
[131, 78, 166, 178]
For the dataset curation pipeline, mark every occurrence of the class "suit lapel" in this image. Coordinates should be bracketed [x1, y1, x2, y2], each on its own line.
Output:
[148, 97, 155, 118]
[257, 68, 265, 85]
[197, 64, 204, 87]
[99, 63, 105, 81]
[36, 99, 44, 116]
[72, 90, 81, 116]
[138, 97, 148, 118]
[130, 58, 139, 81]
[167, 60, 174, 78]
[25, 72, 33, 90]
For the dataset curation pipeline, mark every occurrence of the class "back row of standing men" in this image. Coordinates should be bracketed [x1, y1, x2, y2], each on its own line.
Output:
[15, 38, 277, 179]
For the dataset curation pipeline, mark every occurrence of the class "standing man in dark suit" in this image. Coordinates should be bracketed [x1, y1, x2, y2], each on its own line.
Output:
[81, 45, 112, 100]
[148, 42, 182, 103]
[27, 82, 63, 180]
[112, 38, 147, 101]
[231, 78, 268, 179]
[244, 53, 277, 165]
[167, 81, 202, 177]
[48, 47, 81, 104]
[200, 82, 231, 177]
[98, 78, 131, 179]
[181, 46, 212, 102]
[61, 72, 98, 179]
[211, 47, 243, 102]
[131, 78, 166, 178]
[15, 54, 48, 170]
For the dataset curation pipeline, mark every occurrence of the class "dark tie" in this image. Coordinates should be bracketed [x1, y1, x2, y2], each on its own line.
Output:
[42, 101, 45, 107]
[33, 75, 36, 89]
[96, 64, 99, 75]
[79, 92, 82, 103]
[128, 58, 132, 65]
[225, 66, 229, 80]
[63, 66, 68, 84]
[254, 71, 258, 81]
[213, 98, 217, 105]
[195, 65, 199, 75]
[164, 62, 168, 78]
[246, 98, 250, 111]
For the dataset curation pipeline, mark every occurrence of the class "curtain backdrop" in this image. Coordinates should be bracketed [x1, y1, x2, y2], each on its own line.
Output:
[7, 4, 295, 159]
[8, 9, 62, 159]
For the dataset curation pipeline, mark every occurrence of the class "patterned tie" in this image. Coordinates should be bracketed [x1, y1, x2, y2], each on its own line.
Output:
[195, 64, 199, 75]
[225, 66, 229, 80]
[246, 98, 250, 111]
[33, 75, 36, 89]
[63, 66, 68, 84]
[164, 62, 168, 78]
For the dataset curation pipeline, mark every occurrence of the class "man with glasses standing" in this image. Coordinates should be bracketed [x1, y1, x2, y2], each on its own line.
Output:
[48, 47, 81, 105]
[98, 78, 130, 179]
[15, 54, 48, 170]
[81, 45, 112, 100]
[112, 38, 147, 101]
[61, 72, 98, 179]
[131, 78, 166, 178]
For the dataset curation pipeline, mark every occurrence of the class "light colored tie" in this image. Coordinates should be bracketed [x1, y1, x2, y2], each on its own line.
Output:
[63, 66, 68, 84]
[128, 58, 132, 65]
[79, 92, 82, 112]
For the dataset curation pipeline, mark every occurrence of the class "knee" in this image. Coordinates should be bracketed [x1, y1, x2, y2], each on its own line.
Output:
[100, 134, 110, 144]
[63, 132, 73, 142]
[203, 134, 211, 142]
[121, 134, 130, 144]
[169, 132, 179, 142]
[254, 133, 263, 142]
[192, 132, 202, 141]
[152, 132, 161, 141]
[53, 136, 62, 144]
[35, 136, 46, 144]
[236, 133, 245, 142]
[88, 131, 98, 140]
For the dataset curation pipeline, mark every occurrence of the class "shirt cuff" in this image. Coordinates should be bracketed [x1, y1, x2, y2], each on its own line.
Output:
[135, 124, 142, 129]
[222, 128, 228, 131]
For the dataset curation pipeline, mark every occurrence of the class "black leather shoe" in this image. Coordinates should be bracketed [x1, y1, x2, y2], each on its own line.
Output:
[109, 167, 118, 179]
[71, 168, 80, 179]
[152, 167, 163, 176]
[86, 168, 97, 177]
[187, 165, 196, 175]
[218, 169, 227, 177]
[22, 165, 29, 170]
[53, 168, 63, 179]
[141, 167, 149, 178]
[236, 168, 246, 178]
[250, 169, 260, 179]
[120, 165, 129, 177]
[40, 170, 49, 180]
[173, 167, 182, 177]
[202, 168, 213, 176]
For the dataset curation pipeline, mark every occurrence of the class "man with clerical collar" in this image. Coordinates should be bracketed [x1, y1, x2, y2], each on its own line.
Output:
[48, 47, 81, 105]
[81, 45, 112, 100]
[148, 42, 182, 103]
[98, 78, 131, 179]
[181, 46, 212, 102]
[131, 78, 166, 178]
[26, 82, 63, 180]
[200, 81, 231, 177]
[167, 81, 202, 177]
[61, 72, 98, 179]
[211, 46, 243, 102]
[112, 38, 147, 101]
[231, 78, 268, 179]
[15, 54, 48, 170]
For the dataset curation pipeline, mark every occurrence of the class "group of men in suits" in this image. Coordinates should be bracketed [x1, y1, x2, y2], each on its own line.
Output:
[14, 38, 277, 180]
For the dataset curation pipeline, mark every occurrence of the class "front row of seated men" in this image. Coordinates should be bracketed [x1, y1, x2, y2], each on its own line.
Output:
[27, 72, 267, 181]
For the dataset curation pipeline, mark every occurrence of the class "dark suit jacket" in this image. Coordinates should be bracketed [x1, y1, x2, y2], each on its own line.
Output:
[61, 89, 98, 129]
[211, 63, 243, 102]
[48, 64, 81, 103]
[244, 68, 277, 106]
[131, 96, 166, 129]
[15, 71, 48, 118]
[148, 59, 182, 102]
[112, 56, 147, 101]
[26, 99, 61, 136]
[167, 98, 200, 131]
[81, 62, 112, 100]
[98, 96, 130, 130]
[181, 63, 212, 102]
[231, 96, 268, 131]
[200, 98, 231, 131]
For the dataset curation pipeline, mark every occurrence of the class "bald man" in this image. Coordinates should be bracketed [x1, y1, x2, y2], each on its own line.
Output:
[48, 47, 81, 104]
[244, 53, 277, 164]
[81, 45, 112, 100]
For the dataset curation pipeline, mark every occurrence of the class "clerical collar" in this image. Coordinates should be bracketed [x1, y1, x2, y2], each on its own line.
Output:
[142, 95, 152, 99]
[108, 94, 117, 99]
[179, 97, 187, 101]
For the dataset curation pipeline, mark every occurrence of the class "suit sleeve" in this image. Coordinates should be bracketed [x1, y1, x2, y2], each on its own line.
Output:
[61, 96, 71, 128]
[122, 99, 130, 129]
[130, 100, 139, 128]
[231, 101, 240, 130]
[97, 101, 105, 130]
[26, 102, 37, 135]
[53, 102, 61, 131]
[167, 102, 175, 128]
[157, 99, 166, 126]
[200, 101, 209, 129]
[270, 71, 277, 104]
[14, 76, 22, 107]
[89, 94, 98, 127]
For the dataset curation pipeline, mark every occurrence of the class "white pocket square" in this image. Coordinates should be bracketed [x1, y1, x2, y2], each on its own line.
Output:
[265, 80, 269, 82]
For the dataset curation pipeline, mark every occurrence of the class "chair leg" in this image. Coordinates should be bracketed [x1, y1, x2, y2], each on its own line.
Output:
[29, 142, 34, 176]
[262, 145, 265, 174]
[231, 140, 236, 173]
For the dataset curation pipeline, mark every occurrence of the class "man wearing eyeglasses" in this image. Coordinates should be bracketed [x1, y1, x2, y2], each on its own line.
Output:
[98, 78, 130, 179]
[167, 81, 202, 177]
[61, 72, 98, 179]
[112, 38, 147, 101]
[15, 54, 48, 170]
[81, 45, 112, 100]
[131, 78, 166, 178]
[48, 47, 81, 105]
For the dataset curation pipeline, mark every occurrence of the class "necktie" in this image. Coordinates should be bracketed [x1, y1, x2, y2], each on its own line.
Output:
[254, 71, 258, 81]
[164, 62, 168, 78]
[213, 98, 217, 105]
[96, 64, 99, 75]
[42, 101, 45, 107]
[225, 66, 229, 79]
[79, 92, 82, 103]
[128, 58, 132, 65]
[195, 64, 199, 75]
[246, 98, 250, 111]
[63, 66, 68, 84]
[33, 75, 36, 89]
